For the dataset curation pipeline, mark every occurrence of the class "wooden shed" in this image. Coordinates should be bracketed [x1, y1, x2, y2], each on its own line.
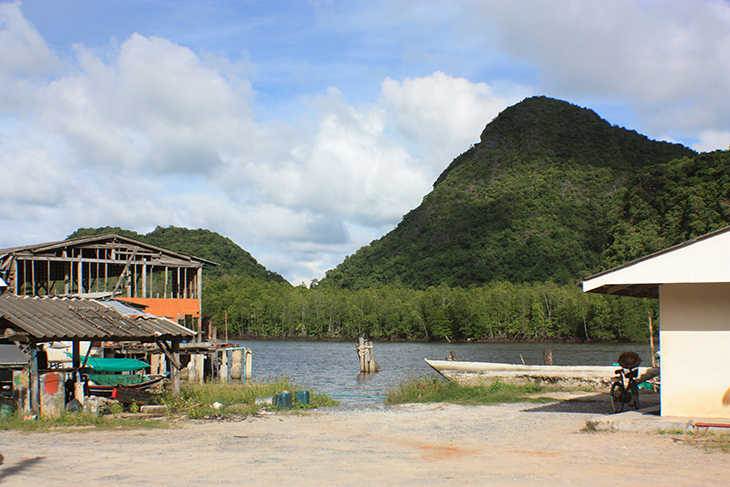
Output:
[0, 233, 218, 321]
[582, 226, 730, 418]
[0, 294, 196, 414]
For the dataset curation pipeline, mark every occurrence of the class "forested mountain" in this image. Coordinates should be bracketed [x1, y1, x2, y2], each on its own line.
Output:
[602, 150, 730, 267]
[68, 226, 287, 283]
[64, 98, 730, 343]
[322, 96, 696, 290]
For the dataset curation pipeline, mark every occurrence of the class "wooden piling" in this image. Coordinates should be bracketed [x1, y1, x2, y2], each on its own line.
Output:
[244, 348, 252, 382]
[356, 337, 381, 373]
[543, 350, 553, 365]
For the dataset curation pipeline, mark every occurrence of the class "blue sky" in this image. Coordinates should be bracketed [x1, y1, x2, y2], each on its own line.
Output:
[1, 1, 729, 285]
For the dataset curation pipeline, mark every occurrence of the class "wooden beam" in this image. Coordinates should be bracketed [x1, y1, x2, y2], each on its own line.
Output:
[154, 340, 182, 370]
[171, 340, 181, 397]
[30, 343, 40, 415]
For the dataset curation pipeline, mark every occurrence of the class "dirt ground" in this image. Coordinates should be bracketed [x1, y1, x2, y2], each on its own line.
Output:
[0, 393, 727, 486]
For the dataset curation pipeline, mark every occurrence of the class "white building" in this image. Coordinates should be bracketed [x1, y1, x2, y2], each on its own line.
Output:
[582, 226, 730, 419]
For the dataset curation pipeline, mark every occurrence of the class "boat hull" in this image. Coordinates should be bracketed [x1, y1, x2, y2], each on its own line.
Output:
[87, 376, 165, 398]
[425, 359, 659, 391]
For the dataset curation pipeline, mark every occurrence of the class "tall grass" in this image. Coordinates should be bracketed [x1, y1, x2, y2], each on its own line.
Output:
[161, 376, 337, 418]
[385, 376, 554, 406]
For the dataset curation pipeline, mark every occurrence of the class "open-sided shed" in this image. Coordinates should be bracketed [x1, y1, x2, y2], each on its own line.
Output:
[0, 233, 218, 321]
[0, 294, 196, 413]
[582, 226, 730, 418]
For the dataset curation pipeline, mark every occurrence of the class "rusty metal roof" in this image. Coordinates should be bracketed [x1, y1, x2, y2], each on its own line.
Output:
[0, 295, 196, 343]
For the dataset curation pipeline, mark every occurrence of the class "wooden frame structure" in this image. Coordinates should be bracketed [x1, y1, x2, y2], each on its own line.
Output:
[0, 294, 197, 413]
[0, 233, 218, 320]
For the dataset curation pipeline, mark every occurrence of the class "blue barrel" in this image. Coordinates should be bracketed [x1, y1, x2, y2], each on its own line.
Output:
[296, 390, 310, 405]
[274, 391, 292, 409]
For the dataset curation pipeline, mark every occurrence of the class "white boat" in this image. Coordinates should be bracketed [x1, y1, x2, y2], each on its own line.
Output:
[425, 358, 660, 391]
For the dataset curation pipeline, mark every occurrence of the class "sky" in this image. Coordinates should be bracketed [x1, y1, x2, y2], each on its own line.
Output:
[1, 1, 729, 285]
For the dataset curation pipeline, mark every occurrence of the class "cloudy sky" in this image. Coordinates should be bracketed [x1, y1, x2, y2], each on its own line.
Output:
[1, 1, 729, 285]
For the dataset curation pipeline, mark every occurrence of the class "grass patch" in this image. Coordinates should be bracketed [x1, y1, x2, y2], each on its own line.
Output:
[0, 376, 338, 430]
[0, 411, 170, 433]
[385, 376, 557, 406]
[160, 376, 337, 419]
[698, 434, 730, 453]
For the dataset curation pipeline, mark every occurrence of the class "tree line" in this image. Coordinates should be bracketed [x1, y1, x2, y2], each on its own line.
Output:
[203, 277, 657, 342]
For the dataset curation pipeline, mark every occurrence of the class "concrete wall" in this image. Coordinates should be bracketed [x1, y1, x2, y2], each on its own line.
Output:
[660, 283, 730, 418]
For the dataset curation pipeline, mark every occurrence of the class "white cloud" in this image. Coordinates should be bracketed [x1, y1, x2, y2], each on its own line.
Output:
[693, 130, 730, 153]
[459, 0, 730, 139]
[381, 71, 510, 167]
[0, 2, 62, 78]
[33, 34, 259, 175]
[0, 2, 64, 112]
[5, 0, 728, 285]
[0, 147, 67, 206]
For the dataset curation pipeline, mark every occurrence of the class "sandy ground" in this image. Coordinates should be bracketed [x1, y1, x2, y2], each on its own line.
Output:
[0, 393, 727, 486]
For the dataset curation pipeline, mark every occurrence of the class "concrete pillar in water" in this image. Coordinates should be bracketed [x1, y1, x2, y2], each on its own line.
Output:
[231, 349, 242, 379]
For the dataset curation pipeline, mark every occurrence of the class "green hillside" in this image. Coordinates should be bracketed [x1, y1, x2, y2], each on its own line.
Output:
[67, 226, 288, 283]
[603, 149, 730, 267]
[322, 96, 696, 289]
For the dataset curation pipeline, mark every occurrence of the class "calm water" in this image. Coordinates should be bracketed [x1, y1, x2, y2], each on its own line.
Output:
[231, 340, 656, 406]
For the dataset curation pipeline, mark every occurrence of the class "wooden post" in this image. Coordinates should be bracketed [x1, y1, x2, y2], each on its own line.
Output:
[220, 349, 233, 383]
[142, 263, 147, 298]
[649, 313, 656, 367]
[356, 337, 380, 373]
[543, 350, 553, 365]
[29, 343, 40, 414]
[77, 260, 83, 294]
[231, 349, 242, 379]
[72, 340, 80, 370]
[171, 340, 180, 397]
[244, 348, 252, 382]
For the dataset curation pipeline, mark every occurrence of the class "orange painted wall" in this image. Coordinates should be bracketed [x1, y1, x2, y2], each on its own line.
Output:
[117, 297, 201, 320]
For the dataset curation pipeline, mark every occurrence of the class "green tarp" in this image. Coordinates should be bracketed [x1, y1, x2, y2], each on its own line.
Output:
[85, 373, 145, 386]
[67, 354, 149, 372]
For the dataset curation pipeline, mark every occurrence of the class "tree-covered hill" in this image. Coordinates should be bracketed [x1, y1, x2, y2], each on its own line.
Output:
[68, 226, 288, 283]
[602, 149, 730, 267]
[322, 96, 696, 289]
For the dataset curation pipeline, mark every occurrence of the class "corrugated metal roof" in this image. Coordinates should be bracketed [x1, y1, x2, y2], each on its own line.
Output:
[0, 295, 196, 342]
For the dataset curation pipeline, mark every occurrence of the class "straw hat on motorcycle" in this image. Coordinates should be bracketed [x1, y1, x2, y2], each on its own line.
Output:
[618, 351, 642, 369]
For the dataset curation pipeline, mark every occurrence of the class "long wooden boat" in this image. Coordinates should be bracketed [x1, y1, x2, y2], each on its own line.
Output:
[87, 375, 165, 398]
[425, 358, 660, 391]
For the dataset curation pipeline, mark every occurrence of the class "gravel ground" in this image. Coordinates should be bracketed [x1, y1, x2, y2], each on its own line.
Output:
[0, 392, 726, 486]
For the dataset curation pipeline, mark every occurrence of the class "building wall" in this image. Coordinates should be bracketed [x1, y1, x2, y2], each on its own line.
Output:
[660, 283, 730, 418]
[118, 297, 201, 320]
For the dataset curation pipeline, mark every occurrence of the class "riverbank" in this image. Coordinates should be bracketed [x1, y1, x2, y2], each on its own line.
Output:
[0, 395, 725, 486]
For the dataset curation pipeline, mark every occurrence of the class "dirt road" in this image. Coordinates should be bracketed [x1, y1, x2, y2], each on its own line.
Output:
[0, 397, 727, 486]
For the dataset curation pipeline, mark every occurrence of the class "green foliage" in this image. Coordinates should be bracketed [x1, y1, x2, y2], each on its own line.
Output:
[0, 410, 169, 431]
[385, 376, 555, 406]
[602, 150, 730, 267]
[321, 97, 695, 290]
[160, 378, 336, 418]
[67, 226, 288, 284]
[203, 277, 657, 342]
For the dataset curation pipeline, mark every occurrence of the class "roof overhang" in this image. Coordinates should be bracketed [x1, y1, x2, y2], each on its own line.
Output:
[581, 225, 730, 298]
[0, 295, 196, 343]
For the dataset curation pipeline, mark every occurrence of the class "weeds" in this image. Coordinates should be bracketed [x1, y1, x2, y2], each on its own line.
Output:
[0, 411, 169, 433]
[160, 376, 337, 419]
[385, 376, 557, 406]
[0, 376, 338, 430]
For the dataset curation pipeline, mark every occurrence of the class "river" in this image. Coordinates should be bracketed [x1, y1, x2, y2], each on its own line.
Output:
[229, 340, 657, 405]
